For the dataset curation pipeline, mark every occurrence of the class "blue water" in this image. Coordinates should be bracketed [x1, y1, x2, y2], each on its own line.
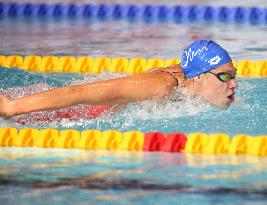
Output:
[1, 148, 267, 205]
[1, 0, 267, 204]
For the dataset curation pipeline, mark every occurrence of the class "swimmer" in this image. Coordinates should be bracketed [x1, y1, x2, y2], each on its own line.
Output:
[0, 40, 238, 117]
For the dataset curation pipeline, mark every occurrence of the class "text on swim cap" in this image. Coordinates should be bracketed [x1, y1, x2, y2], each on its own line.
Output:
[181, 46, 208, 68]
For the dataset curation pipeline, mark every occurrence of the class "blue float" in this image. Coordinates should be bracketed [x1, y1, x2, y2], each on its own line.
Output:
[234, 7, 248, 23]
[142, 5, 158, 23]
[0, 2, 7, 18]
[249, 7, 264, 24]
[7, 3, 22, 18]
[21, 3, 38, 18]
[82, 4, 96, 20]
[187, 5, 201, 22]
[36, 3, 51, 18]
[157, 5, 171, 22]
[111, 4, 127, 20]
[96, 4, 111, 21]
[201, 6, 219, 22]
[218, 6, 234, 22]
[264, 8, 267, 23]
[51, 3, 66, 18]
[66, 3, 82, 18]
[172, 6, 187, 23]
[126, 5, 142, 22]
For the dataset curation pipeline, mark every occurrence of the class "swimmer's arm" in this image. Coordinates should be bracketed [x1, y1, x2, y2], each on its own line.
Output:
[1, 73, 175, 116]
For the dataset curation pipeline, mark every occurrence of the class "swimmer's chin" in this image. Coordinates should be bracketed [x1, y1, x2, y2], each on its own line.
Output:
[209, 102, 233, 110]
[202, 98, 234, 110]
[218, 104, 230, 110]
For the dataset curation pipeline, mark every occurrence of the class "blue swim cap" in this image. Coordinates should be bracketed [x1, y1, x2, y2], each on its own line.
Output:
[180, 40, 232, 78]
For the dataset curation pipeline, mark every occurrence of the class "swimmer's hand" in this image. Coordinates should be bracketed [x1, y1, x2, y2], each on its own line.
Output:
[0, 94, 11, 117]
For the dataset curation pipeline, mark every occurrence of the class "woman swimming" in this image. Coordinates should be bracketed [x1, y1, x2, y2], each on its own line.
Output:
[0, 40, 238, 117]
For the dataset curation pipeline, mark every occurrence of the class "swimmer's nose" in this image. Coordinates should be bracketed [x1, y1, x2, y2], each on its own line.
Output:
[230, 78, 238, 89]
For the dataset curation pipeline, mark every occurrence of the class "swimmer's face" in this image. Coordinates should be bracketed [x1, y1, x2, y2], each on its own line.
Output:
[197, 62, 238, 109]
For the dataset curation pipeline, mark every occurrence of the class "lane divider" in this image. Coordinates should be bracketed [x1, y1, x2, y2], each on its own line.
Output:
[0, 127, 266, 156]
[0, 55, 267, 76]
[0, 3, 266, 25]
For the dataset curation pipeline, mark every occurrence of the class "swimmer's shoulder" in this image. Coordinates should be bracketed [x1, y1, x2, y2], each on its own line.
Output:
[146, 64, 185, 87]
[145, 64, 180, 73]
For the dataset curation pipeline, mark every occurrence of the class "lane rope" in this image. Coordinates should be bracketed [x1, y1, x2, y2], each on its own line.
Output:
[0, 2, 266, 25]
[0, 127, 266, 156]
[0, 55, 267, 76]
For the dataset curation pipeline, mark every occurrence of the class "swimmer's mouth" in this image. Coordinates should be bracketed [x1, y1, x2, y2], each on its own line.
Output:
[227, 93, 235, 101]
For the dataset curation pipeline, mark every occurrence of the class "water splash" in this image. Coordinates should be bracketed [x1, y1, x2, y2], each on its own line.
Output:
[121, 88, 209, 120]
[1, 67, 266, 135]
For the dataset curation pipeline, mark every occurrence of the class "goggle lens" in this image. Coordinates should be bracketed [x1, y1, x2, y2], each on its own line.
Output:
[218, 73, 233, 82]
[208, 71, 236, 82]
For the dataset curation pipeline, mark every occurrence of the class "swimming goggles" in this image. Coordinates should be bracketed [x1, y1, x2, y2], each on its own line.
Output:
[208, 71, 236, 82]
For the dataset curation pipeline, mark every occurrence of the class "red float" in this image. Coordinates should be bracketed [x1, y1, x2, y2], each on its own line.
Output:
[161, 132, 187, 152]
[143, 132, 166, 151]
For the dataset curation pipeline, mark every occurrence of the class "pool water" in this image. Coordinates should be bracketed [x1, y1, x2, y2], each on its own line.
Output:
[1, 148, 267, 205]
[0, 0, 267, 204]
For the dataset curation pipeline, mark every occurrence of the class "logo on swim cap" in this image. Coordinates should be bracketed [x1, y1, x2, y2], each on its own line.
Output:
[208, 55, 221, 66]
[180, 40, 232, 78]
